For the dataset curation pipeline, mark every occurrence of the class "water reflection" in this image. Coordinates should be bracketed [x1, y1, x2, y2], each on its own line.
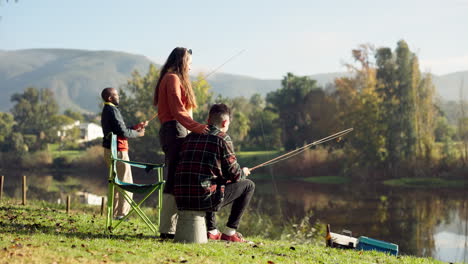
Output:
[1, 170, 108, 204]
[434, 208, 468, 263]
[1, 171, 467, 262]
[253, 179, 468, 263]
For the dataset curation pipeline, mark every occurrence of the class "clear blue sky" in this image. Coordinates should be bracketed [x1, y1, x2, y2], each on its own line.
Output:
[1, 0, 467, 79]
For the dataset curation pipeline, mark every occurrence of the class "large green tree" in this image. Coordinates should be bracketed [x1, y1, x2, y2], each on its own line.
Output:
[63, 109, 85, 122]
[375, 47, 401, 168]
[374, 40, 436, 168]
[242, 94, 281, 150]
[415, 73, 436, 160]
[395, 40, 418, 159]
[118, 64, 161, 162]
[267, 73, 321, 150]
[192, 74, 214, 122]
[0, 112, 14, 143]
[336, 42, 437, 174]
[303, 88, 339, 141]
[0, 112, 14, 151]
[335, 45, 387, 170]
[10, 87, 59, 149]
[212, 95, 252, 150]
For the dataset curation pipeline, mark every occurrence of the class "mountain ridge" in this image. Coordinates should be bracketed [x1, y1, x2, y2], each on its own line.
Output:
[0, 48, 467, 113]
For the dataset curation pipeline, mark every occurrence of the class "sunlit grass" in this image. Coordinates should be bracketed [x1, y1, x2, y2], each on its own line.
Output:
[237, 150, 280, 168]
[237, 150, 279, 157]
[0, 199, 443, 264]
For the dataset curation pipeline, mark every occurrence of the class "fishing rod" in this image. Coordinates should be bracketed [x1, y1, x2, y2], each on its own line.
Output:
[147, 49, 247, 124]
[148, 112, 159, 123]
[249, 128, 354, 171]
[204, 49, 246, 78]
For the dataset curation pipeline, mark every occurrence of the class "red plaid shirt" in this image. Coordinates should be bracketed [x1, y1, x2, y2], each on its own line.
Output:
[174, 125, 245, 211]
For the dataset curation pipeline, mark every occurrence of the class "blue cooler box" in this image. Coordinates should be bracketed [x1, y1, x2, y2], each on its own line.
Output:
[356, 236, 399, 256]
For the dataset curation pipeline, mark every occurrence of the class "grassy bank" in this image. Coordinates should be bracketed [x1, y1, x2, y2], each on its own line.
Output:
[237, 150, 279, 168]
[383, 177, 468, 188]
[0, 199, 445, 264]
[302, 176, 351, 184]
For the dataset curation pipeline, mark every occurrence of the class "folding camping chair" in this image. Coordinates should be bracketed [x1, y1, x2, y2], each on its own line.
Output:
[106, 133, 165, 234]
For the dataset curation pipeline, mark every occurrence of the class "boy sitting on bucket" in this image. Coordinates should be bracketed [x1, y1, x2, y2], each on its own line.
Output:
[173, 103, 254, 242]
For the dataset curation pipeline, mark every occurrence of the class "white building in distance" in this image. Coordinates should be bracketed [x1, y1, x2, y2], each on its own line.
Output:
[58, 121, 103, 143]
[79, 122, 103, 143]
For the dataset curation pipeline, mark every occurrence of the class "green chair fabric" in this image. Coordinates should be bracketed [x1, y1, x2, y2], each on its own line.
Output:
[106, 133, 165, 234]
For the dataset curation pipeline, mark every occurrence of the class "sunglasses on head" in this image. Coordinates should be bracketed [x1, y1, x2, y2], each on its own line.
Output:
[187, 49, 192, 55]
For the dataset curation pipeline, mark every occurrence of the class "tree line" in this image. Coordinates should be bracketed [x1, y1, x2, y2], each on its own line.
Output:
[0, 87, 92, 159]
[123, 41, 467, 178]
[1, 40, 467, 178]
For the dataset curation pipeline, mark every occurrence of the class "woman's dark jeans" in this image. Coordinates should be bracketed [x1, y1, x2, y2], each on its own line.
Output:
[159, 120, 188, 194]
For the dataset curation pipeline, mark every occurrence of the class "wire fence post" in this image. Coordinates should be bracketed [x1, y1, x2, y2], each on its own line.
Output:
[0, 175, 4, 200]
[100, 196, 105, 216]
[22, 175, 27, 205]
[66, 195, 71, 214]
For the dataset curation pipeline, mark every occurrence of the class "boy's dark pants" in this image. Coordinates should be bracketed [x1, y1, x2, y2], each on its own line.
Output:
[206, 179, 255, 230]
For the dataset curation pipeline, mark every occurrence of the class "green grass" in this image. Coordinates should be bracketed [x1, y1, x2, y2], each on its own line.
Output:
[383, 177, 468, 188]
[0, 199, 445, 264]
[237, 151, 280, 168]
[302, 176, 351, 184]
[237, 151, 280, 158]
[48, 143, 83, 160]
[47, 147, 279, 167]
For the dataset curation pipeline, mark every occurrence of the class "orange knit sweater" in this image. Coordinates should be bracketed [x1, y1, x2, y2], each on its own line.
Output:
[157, 73, 207, 134]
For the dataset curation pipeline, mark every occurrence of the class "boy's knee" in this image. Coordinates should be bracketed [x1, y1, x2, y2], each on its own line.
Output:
[245, 179, 255, 191]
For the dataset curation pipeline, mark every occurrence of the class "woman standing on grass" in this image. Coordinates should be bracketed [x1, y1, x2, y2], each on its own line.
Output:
[153, 47, 208, 239]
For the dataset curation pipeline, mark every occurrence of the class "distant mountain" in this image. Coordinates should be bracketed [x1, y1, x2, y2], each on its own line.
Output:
[206, 72, 353, 99]
[432, 71, 468, 101]
[0, 49, 154, 113]
[206, 73, 279, 98]
[0, 49, 467, 113]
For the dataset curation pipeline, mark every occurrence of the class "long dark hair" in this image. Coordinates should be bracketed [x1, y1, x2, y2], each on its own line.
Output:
[153, 47, 197, 109]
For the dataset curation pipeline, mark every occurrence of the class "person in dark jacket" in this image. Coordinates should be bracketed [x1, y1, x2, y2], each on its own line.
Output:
[174, 103, 254, 243]
[101, 87, 147, 219]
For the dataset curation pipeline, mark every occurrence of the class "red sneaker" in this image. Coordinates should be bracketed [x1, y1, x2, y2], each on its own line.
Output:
[207, 232, 222, 240]
[220, 232, 247, 243]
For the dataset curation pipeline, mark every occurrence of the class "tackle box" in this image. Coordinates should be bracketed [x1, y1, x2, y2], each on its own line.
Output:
[356, 236, 399, 256]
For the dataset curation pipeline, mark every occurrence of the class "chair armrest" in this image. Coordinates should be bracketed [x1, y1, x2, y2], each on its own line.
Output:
[114, 158, 164, 172]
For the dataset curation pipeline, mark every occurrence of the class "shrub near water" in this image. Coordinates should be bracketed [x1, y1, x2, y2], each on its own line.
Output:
[20, 151, 53, 168]
[271, 147, 344, 179]
[53, 156, 75, 168]
[72, 145, 104, 170]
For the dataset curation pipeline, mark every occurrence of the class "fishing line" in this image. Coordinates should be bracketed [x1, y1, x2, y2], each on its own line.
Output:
[204, 49, 246, 78]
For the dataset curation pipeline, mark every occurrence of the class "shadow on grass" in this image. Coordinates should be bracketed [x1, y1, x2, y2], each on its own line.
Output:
[0, 221, 164, 241]
[0, 203, 165, 242]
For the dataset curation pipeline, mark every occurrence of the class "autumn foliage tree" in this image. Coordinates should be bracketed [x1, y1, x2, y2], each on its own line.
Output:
[335, 41, 437, 175]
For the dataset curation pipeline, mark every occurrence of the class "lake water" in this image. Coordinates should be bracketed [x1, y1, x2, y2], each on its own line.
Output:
[254, 177, 468, 263]
[1, 170, 467, 263]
